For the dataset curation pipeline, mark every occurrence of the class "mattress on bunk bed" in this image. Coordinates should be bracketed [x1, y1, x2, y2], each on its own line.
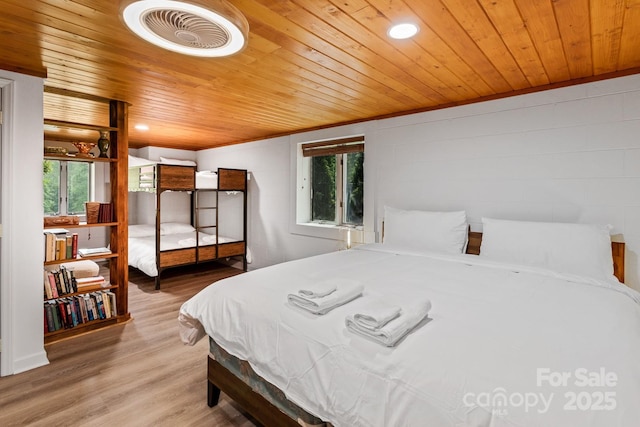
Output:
[128, 231, 239, 277]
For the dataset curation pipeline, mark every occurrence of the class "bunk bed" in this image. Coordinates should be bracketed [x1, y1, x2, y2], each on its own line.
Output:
[128, 160, 248, 289]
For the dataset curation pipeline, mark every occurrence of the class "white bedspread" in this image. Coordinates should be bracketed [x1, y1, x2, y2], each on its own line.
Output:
[179, 244, 640, 427]
[128, 231, 238, 277]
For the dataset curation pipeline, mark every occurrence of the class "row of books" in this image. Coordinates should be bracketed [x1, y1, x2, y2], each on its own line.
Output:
[98, 203, 113, 223]
[44, 230, 78, 261]
[44, 267, 76, 299]
[44, 291, 117, 333]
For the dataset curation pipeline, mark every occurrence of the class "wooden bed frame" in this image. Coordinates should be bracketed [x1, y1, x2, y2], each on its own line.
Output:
[205, 229, 626, 425]
[129, 164, 249, 289]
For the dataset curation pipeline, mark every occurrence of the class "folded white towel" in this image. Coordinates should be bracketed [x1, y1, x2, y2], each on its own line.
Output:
[353, 299, 401, 330]
[288, 280, 363, 315]
[298, 282, 337, 298]
[346, 299, 431, 347]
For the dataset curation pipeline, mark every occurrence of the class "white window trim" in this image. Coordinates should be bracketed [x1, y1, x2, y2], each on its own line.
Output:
[289, 134, 368, 246]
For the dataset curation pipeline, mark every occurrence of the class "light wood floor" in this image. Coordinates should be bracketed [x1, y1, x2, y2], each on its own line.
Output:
[0, 263, 260, 427]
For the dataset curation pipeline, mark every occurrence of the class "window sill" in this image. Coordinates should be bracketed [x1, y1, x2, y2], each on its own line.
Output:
[290, 221, 367, 244]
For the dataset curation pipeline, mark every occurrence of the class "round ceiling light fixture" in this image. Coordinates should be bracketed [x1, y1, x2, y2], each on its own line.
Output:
[121, 0, 249, 57]
[388, 22, 419, 40]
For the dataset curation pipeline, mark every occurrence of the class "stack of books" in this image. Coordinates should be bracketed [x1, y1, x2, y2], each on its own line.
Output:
[44, 290, 117, 333]
[78, 247, 112, 257]
[44, 269, 107, 299]
[75, 275, 107, 292]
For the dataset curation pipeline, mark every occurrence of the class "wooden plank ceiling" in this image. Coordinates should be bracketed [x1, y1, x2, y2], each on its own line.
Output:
[2, 0, 640, 150]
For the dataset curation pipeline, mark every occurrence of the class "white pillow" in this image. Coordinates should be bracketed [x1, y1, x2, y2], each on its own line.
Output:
[383, 206, 468, 254]
[160, 222, 195, 235]
[128, 224, 156, 238]
[128, 154, 156, 167]
[159, 156, 197, 166]
[480, 218, 614, 280]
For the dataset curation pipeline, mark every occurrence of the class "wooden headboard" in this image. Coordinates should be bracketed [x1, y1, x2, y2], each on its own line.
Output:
[466, 231, 626, 284]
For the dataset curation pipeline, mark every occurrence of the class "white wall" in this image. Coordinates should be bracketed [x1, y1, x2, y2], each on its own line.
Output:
[197, 74, 640, 290]
[0, 71, 49, 375]
[197, 136, 341, 268]
[372, 75, 640, 290]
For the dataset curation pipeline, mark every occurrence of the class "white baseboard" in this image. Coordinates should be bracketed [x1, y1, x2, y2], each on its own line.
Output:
[11, 350, 49, 375]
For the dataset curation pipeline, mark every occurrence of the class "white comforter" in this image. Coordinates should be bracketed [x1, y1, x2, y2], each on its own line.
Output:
[179, 244, 640, 427]
[128, 231, 235, 277]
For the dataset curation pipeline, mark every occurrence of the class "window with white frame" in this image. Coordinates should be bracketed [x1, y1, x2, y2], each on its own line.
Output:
[299, 136, 364, 227]
[43, 159, 94, 216]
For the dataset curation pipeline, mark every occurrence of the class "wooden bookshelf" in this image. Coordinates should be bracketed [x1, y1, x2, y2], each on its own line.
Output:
[43, 97, 130, 344]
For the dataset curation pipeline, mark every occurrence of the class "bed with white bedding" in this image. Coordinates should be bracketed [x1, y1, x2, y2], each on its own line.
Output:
[128, 229, 241, 278]
[179, 210, 640, 426]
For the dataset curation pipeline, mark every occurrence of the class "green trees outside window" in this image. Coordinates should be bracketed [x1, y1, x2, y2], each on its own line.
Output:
[344, 152, 364, 225]
[311, 152, 364, 226]
[311, 155, 336, 222]
[43, 160, 91, 215]
[43, 160, 60, 215]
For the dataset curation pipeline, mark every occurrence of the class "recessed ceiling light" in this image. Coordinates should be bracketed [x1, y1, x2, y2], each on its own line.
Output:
[388, 23, 419, 40]
[121, 0, 249, 57]
[135, 124, 150, 131]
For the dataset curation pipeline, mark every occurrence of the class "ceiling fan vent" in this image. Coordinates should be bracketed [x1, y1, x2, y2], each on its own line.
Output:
[121, 0, 249, 57]
[143, 9, 230, 49]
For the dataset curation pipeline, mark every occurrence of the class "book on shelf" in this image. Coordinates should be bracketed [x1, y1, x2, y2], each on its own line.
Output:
[93, 292, 106, 319]
[85, 294, 96, 321]
[106, 291, 117, 317]
[44, 232, 56, 262]
[65, 235, 73, 258]
[102, 292, 112, 319]
[98, 203, 113, 223]
[55, 237, 66, 260]
[71, 233, 78, 258]
[59, 266, 70, 293]
[77, 295, 88, 323]
[52, 271, 63, 295]
[44, 305, 52, 333]
[78, 247, 112, 257]
[43, 271, 53, 300]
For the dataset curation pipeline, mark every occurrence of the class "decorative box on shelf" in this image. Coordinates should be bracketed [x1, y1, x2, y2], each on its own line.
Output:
[44, 215, 80, 227]
[44, 146, 67, 156]
[85, 202, 113, 224]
